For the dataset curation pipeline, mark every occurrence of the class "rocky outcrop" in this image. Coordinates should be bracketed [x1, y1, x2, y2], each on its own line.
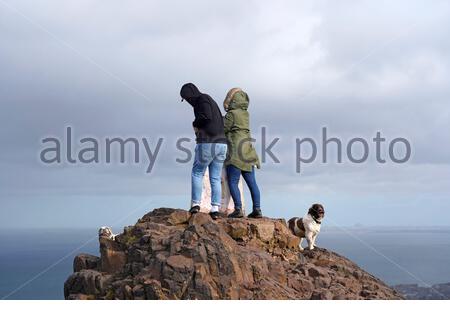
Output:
[64, 207, 403, 300]
[73, 253, 100, 272]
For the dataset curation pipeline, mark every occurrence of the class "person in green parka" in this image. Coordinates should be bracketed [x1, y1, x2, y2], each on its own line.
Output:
[223, 88, 262, 219]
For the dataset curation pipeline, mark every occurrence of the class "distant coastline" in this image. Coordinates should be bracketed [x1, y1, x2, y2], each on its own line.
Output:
[394, 283, 450, 299]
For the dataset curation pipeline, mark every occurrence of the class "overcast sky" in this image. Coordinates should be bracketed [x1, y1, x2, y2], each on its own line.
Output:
[1, 0, 449, 228]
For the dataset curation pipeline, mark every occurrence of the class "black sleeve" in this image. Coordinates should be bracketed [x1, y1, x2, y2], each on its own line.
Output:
[192, 98, 212, 128]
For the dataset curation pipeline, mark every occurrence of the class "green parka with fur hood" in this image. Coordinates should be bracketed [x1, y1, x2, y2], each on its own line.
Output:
[223, 89, 260, 172]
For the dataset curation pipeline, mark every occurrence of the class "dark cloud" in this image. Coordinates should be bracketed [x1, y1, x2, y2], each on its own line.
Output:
[0, 0, 449, 227]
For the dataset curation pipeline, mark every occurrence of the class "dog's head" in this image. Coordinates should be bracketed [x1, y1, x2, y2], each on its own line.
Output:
[308, 204, 325, 223]
[98, 226, 114, 239]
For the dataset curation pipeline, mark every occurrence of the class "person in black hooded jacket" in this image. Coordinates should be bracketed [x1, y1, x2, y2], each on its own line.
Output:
[180, 83, 228, 220]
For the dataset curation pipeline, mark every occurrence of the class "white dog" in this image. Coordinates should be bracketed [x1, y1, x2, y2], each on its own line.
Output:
[288, 204, 325, 251]
[98, 226, 116, 240]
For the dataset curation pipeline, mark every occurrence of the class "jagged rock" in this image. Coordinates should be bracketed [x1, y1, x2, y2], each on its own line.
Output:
[73, 253, 100, 272]
[310, 290, 333, 300]
[226, 220, 248, 240]
[308, 266, 328, 278]
[254, 222, 275, 242]
[64, 269, 112, 299]
[64, 207, 403, 300]
[167, 210, 192, 225]
[66, 293, 95, 300]
[99, 237, 127, 273]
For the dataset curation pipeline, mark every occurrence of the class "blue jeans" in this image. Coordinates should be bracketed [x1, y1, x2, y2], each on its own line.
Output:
[191, 143, 228, 207]
[226, 164, 261, 210]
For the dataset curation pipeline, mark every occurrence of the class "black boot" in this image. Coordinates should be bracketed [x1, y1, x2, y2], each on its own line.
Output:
[247, 208, 262, 219]
[228, 208, 244, 218]
[210, 211, 220, 220]
[189, 205, 200, 214]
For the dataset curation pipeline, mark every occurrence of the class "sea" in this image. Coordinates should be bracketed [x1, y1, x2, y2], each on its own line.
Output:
[1, 227, 450, 299]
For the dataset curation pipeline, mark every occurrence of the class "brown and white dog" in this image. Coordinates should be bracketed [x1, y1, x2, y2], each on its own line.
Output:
[288, 204, 325, 251]
[98, 226, 116, 240]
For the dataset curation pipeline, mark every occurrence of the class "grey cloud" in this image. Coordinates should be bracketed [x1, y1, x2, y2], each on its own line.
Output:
[1, 0, 449, 226]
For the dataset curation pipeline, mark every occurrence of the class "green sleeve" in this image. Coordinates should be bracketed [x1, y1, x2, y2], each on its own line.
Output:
[224, 112, 234, 135]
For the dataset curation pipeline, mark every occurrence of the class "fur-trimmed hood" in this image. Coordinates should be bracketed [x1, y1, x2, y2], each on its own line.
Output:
[223, 88, 249, 111]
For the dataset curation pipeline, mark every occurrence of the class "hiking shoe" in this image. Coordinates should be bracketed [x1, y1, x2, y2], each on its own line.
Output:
[210, 211, 220, 220]
[217, 211, 228, 219]
[248, 208, 263, 219]
[189, 205, 200, 214]
[228, 208, 244, 218]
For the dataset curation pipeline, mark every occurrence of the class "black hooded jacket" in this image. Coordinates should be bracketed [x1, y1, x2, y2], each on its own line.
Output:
[180, 83, 227, 144]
